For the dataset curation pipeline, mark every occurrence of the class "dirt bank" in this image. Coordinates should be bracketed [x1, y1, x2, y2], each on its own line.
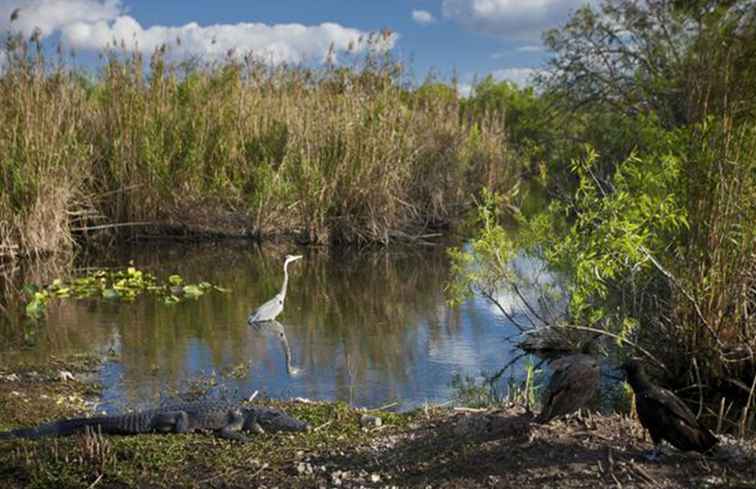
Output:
[0, 360, 754, 488]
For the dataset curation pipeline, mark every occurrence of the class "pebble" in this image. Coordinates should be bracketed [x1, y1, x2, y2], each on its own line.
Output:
[360, 414, 382, 428]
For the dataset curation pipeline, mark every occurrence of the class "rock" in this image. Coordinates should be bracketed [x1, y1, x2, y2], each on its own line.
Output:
[370, 473, 381, 483]
[331, 470, 343, 486]
[360, 414, 382, 428]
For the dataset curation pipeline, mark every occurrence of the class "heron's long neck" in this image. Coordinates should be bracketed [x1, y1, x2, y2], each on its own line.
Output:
[279, 263, 290, 298]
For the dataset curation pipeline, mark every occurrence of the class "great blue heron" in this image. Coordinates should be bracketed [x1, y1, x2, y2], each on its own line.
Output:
[247, 254, 302, 324]
[621, 359, 717, 461]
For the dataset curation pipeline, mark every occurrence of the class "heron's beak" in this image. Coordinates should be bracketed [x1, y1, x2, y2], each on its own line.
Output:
[291, 255, 303, 262]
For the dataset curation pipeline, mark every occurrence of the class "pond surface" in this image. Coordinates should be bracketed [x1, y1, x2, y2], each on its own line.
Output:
[0, 242, 555, 412]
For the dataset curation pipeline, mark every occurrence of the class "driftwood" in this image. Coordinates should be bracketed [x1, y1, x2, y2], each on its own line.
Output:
[71, 221, 260, 242]
[71, 221, 157, 232]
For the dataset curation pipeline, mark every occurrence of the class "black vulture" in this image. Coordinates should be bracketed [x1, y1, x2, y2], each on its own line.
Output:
[621, 359, 718, 460]
[537, 353, 600, 423]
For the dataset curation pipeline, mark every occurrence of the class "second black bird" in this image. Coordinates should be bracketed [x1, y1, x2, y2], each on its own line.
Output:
[621, 359, 718, 460]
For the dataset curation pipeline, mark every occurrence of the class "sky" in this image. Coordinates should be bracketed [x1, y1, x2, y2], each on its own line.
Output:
[0, 0, 593, 92]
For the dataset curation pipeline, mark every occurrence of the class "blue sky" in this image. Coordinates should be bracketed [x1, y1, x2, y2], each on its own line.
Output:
[0, 0, 591, 91]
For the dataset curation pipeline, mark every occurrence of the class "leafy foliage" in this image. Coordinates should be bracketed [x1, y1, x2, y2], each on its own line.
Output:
[451, 0, 756, 410]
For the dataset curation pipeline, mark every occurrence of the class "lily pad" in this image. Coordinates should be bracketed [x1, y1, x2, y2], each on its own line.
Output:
[22, 267, 230, 319]
[182, 285, 204, 299]
[102, 289, 120, 300]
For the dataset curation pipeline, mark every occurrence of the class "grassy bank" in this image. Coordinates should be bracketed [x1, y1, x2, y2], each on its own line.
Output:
[0, 35, 511, 257]
[1, 355, 754, 488]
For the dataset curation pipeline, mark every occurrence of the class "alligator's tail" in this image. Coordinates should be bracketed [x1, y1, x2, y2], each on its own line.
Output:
[0, 416, 115, 439]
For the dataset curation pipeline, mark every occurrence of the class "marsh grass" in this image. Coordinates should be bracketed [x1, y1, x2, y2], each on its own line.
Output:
[0, 35, 511, 256]
[0, 399, 410, 489]
[449, 360, 543, 410]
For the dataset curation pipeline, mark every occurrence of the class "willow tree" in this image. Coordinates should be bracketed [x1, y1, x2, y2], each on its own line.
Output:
[451, 0, 756, 401]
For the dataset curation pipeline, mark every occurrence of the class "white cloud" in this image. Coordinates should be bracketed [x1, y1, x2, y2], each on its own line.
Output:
[516, 44, 545, 52]
[457, 83, 473, 97]
[491, 44, 545, 59]
[412, 9, 435, 25]
[1, 0, 121, 36]
[491, 67, 539, 86]
[442, 0, 591, 40]
[61, 18, 395, 64]
[1, 0, 397, 65]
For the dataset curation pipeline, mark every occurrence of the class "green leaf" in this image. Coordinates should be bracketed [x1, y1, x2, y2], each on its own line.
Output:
[25, 300, 46, 319]
[53, 287, 71, 298]
[182, 285, 204, 299]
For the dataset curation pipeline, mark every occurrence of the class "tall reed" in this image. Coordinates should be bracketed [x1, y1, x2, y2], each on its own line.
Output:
[0, 35, 512, 256]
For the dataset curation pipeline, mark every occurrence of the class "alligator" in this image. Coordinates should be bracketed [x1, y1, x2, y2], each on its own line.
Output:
[0, 400, 310, 441]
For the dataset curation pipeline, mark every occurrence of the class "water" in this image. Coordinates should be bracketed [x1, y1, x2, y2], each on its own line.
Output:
[0, 243, 555, 412]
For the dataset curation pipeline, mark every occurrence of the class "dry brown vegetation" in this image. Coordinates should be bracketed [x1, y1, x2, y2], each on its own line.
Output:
[0, 34, 511, 257]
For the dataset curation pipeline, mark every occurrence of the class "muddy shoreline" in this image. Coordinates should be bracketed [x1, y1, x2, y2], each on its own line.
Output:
[1, 356, 755, 489]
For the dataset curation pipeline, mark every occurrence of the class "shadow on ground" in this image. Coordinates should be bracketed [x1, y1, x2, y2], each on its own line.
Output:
[306, 406, 756, 489]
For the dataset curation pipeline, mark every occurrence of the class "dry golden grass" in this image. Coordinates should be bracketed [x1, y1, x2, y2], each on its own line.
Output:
[0, 36, 513, 255]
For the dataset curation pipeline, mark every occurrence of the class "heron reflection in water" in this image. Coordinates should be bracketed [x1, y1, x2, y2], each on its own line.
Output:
[249, 320, 301, 377]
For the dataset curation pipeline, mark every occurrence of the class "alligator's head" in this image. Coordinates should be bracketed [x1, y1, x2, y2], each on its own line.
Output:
[243, 407, 311, 433]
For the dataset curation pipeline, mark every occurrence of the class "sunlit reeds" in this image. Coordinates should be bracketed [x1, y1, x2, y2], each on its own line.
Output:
[0, 34, 512, 256]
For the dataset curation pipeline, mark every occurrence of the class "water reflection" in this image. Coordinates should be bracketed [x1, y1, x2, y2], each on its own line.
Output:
[0, 243, 532, 411]
[486, 252, 569, 330]
[250, 320, 300, 376]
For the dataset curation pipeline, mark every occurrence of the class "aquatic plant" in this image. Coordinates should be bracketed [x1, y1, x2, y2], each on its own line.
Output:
[449, 359, 542, 409]
[23, 266, 229, 319]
